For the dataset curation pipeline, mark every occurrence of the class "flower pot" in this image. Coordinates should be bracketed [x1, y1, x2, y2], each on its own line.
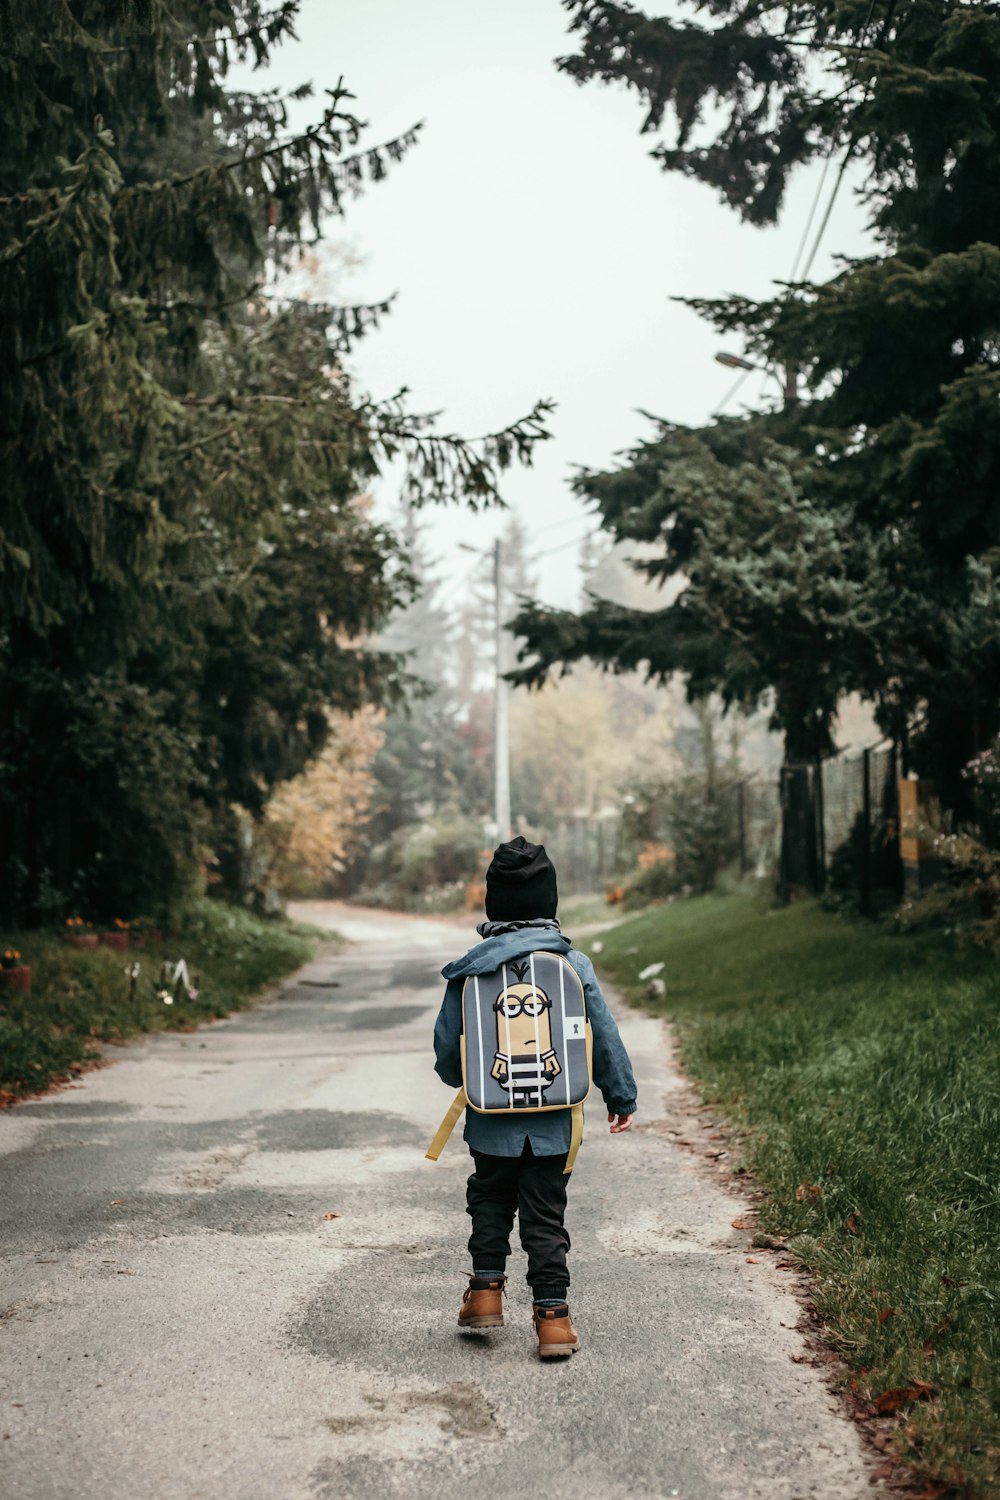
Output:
[99, 931, 129, 951]
[64, 932, 98, 950]
[0, 965, 31, 994]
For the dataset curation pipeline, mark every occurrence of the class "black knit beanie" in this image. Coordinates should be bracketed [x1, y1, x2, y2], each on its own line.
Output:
[485, 836, 558, 922]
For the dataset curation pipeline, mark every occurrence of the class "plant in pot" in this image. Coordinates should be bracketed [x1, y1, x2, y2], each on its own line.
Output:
[64, 917, 98, 949]
[99, 918, 130, 951]
[0, 946, 31, 994]
[128, 917, 161, 948]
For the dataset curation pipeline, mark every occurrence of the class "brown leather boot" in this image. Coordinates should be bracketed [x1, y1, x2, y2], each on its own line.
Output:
[532, 1302, 580, 1358]
[458, 1274, 506, 1329]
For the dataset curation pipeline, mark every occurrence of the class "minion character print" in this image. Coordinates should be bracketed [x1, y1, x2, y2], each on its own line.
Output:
[490, 959, 563, 1107]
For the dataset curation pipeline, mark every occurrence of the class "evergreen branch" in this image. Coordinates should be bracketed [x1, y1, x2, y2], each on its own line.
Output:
[87, 2, 300, 57]
[260, 290, 397, 342]
[177, 391, 312, 407]
[0, 186, 62, 207]
[367, 396, 554, 451]
[128, 79, 362, 195]
[142, 283, 261, 318]
[367, 397, 556, 509]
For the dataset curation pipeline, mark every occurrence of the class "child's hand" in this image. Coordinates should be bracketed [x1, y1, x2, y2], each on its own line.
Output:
[608, 1112, 633, 1134]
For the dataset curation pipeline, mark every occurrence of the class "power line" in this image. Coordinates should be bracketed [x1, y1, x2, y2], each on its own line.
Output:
[789, 0, 887, 285]
[789, 151, 833, 284]
[533, 511, 596, 538]
[711, 365, 754, 418]
[534, 528, 601, 561]
[800, 146, 856, 282]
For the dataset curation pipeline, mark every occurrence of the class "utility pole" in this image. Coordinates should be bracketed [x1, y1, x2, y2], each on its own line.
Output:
[493, 536, 511, 842]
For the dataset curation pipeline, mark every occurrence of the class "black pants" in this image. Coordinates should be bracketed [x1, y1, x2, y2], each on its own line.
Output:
[466, 1142, 570, 1300]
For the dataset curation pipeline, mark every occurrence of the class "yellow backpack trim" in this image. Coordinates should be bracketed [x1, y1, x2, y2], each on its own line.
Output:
[425, 1093, 584, 1175]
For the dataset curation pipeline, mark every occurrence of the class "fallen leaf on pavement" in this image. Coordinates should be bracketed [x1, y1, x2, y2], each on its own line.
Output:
[110, 1199, 126, 1206]
[730, 1218, 746, 1230]
[745, 1256, 759, 1264]
[322, 1212, 339, 1221]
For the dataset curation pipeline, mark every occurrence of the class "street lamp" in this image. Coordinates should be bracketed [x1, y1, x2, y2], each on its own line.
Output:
[715, 351, 759, 372]
[714, 350, 797, 404]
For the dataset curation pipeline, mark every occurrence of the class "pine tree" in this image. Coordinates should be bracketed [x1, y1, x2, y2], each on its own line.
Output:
[514, 0, 1000, 798]
[0, 4, 552, 921]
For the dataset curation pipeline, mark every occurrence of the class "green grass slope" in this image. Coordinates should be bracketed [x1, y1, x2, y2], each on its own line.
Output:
[596, 894, 1000, 1497]
[0, 901, 323, 1102]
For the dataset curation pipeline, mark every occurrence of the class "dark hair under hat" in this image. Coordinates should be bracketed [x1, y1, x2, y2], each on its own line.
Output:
[485, 836, 558, 922]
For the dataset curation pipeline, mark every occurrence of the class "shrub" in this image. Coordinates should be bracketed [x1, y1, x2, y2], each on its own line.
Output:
[361, 809, 485, 910]
[619, 772, 743, 907]
[894, 830, 1000, 951]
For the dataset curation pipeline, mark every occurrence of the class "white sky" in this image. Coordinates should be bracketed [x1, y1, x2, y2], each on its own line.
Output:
[247, 0, 873, 606]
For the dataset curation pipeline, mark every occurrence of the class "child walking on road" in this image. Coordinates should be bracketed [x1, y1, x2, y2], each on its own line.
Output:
[431, 836, 637, 1358]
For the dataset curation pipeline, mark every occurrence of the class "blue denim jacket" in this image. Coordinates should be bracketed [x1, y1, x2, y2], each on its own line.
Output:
[433, 923, 638, 1157]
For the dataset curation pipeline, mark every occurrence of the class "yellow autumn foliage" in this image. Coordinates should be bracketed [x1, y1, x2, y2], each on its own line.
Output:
[264, 707, 385, 888]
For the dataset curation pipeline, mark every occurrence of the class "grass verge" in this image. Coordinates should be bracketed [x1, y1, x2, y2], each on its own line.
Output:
[597, 893, 999, 1498]
[559, 893, 620, 930]
[0, 900, 324, 1103]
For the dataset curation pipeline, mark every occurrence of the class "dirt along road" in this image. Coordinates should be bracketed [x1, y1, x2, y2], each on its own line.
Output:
[1, 904, 876, 1500]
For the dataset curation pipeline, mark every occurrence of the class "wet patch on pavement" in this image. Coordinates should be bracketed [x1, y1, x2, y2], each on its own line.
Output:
[322, 1003, 430, 1033]
[388, 959, 444, 990]
[252, 1109, 421, 1152]
[3, 1108, 426, 1253]
[324, 1383, 502, 1441]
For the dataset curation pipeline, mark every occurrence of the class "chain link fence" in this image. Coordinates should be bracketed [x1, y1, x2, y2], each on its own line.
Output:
[780, 742, 901, 911]
[537, 777, 783, 896]
[717, 778, 783, 881]
[535, 746, 897, 908]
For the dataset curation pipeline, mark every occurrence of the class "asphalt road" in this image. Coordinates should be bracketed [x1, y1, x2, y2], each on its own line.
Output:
[1, 904, 875, 1500]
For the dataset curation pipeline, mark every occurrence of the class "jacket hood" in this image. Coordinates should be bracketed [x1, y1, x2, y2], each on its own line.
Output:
[441, 923, 571, 981]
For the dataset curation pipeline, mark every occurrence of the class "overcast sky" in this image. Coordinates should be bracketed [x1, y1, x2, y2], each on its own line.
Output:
[246, 0, 872, 606]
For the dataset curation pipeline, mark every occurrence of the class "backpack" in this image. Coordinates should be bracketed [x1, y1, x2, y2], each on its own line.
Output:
[426, 950, 593, 1174]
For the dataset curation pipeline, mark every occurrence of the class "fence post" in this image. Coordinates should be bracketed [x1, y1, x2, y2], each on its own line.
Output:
[814, 758, 827, 894]
[889, 742, 903, 897]
[737, 781, 749, 877]
[778, 767, 790, 902]
[860, 746, 873, 916]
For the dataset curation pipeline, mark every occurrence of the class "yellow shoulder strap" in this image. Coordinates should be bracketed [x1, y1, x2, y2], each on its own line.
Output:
[425, 1088, 467, 1162]
[564, 1102, 584, 1174]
